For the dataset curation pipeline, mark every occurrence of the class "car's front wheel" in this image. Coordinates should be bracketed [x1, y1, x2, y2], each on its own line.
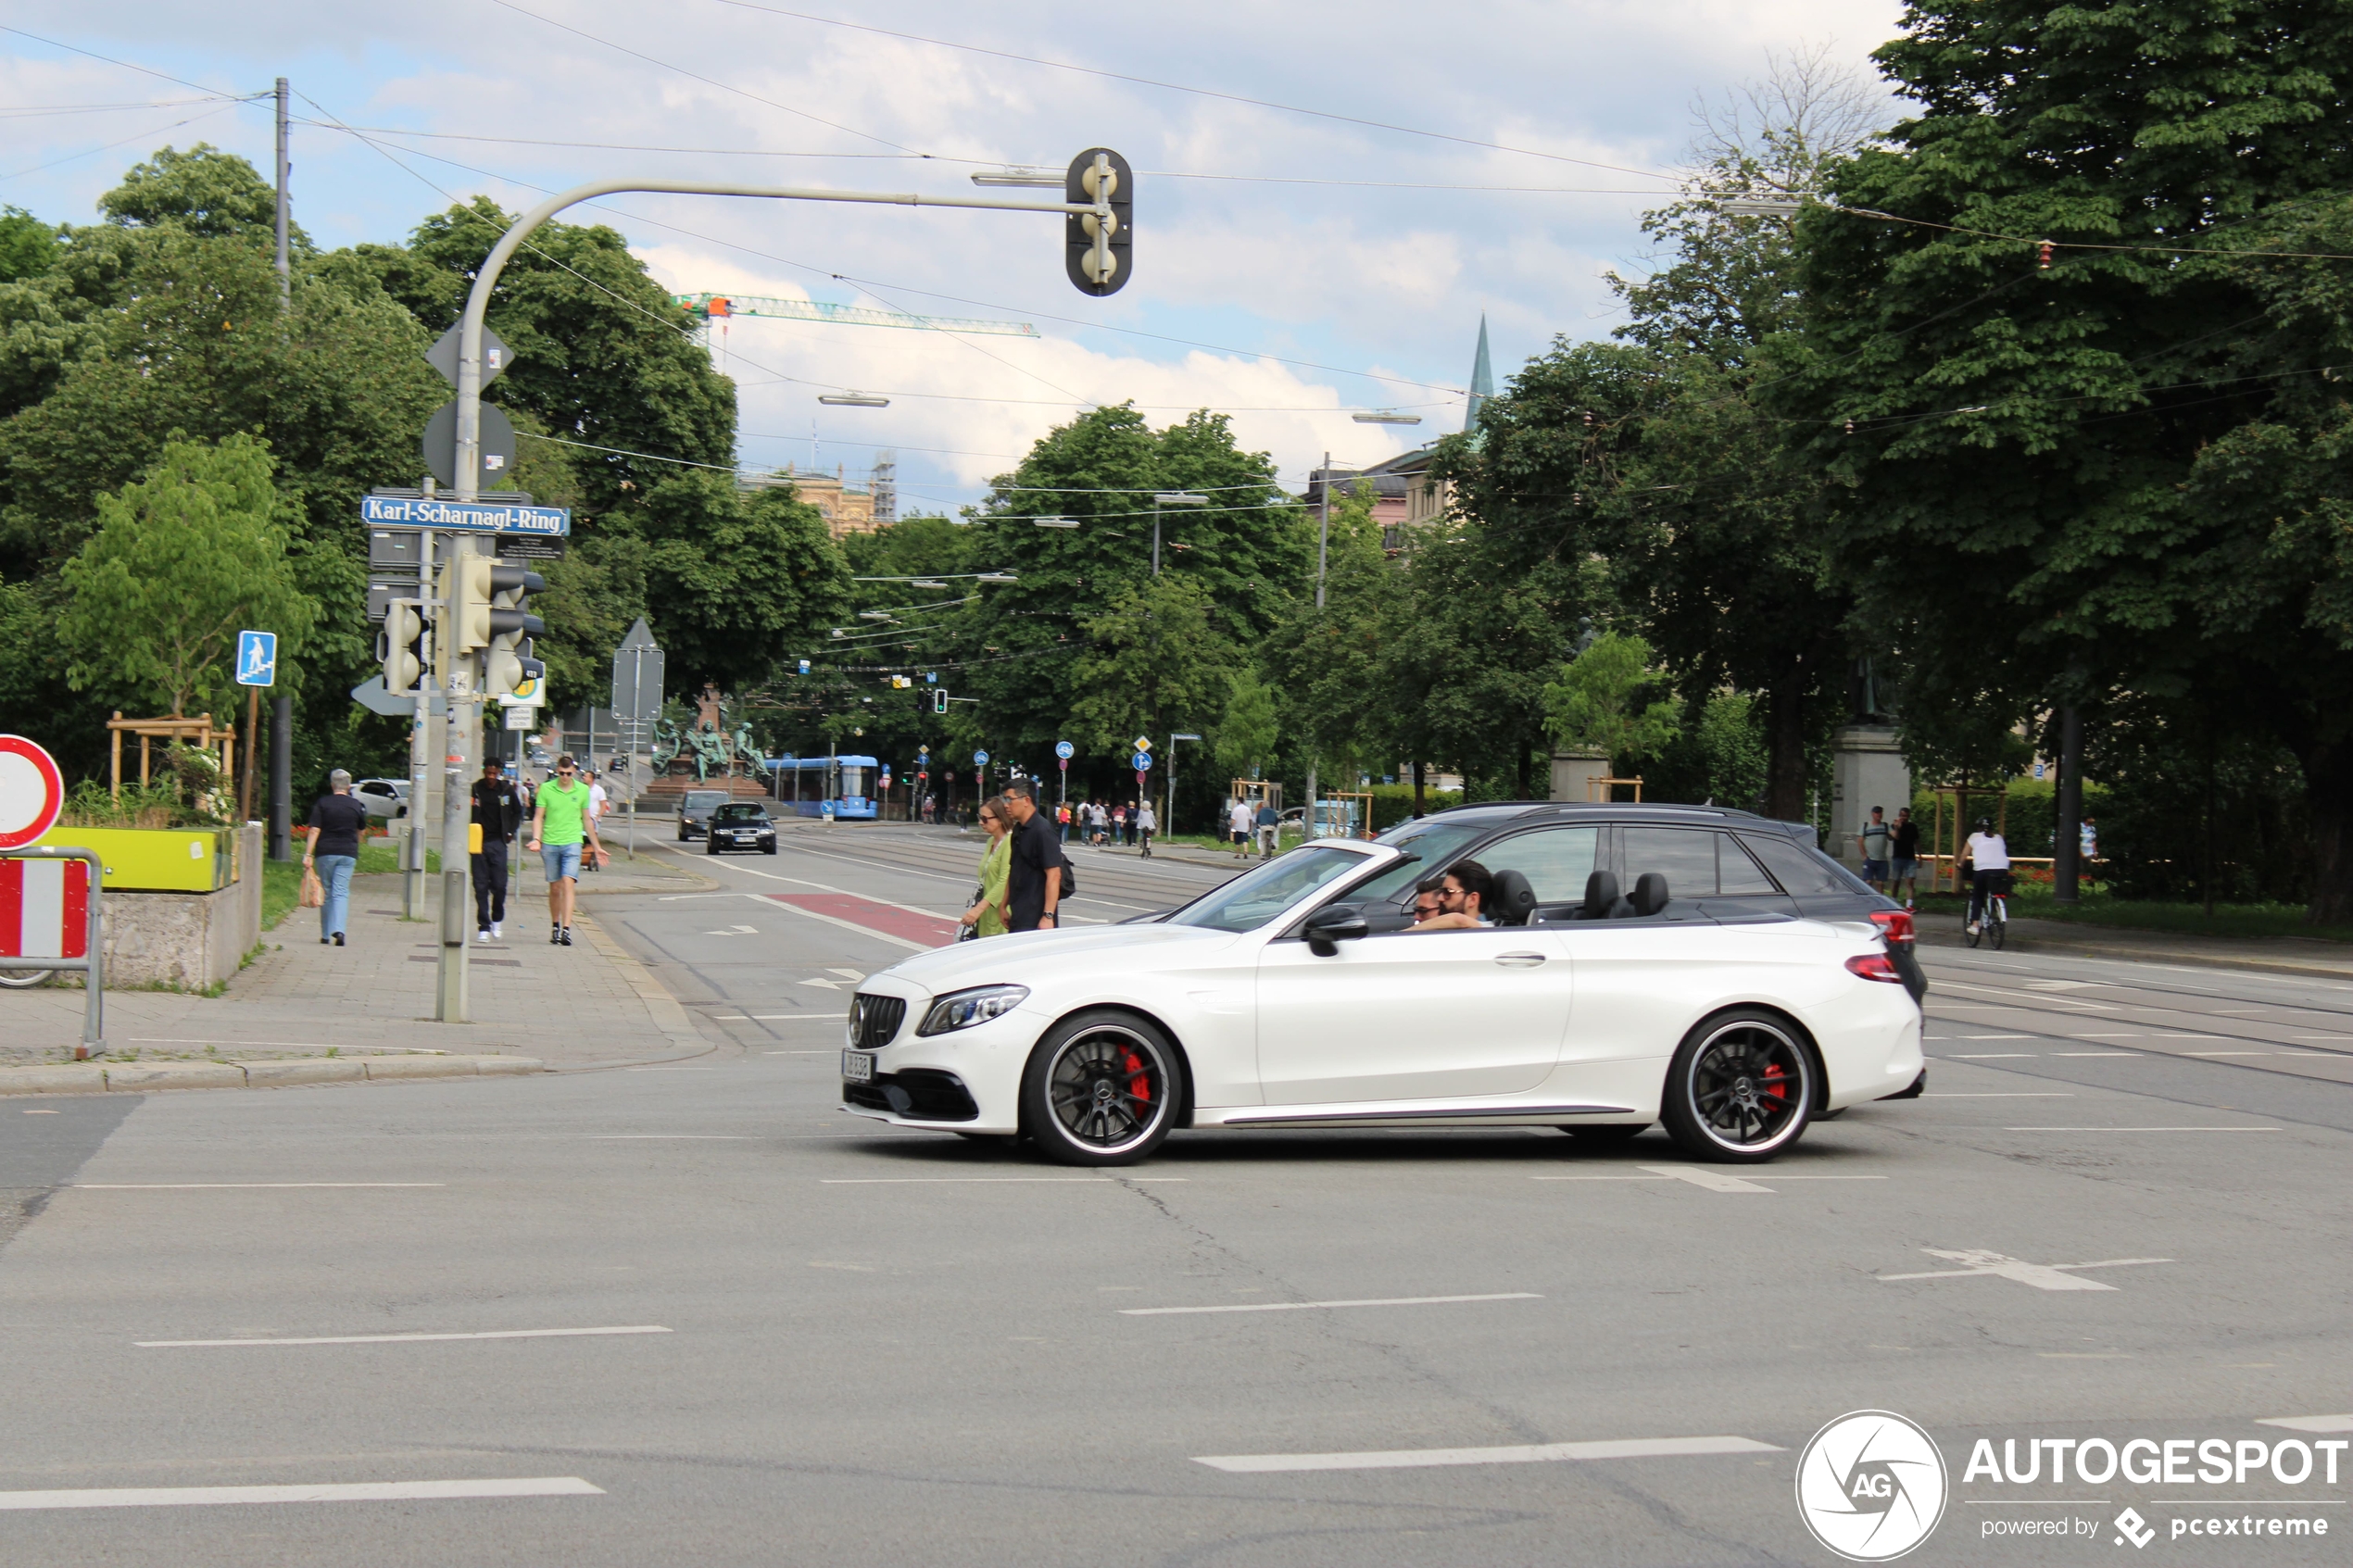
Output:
[1020, 1010, 1182, 1166]
[1659, 1009, 1814, 1163]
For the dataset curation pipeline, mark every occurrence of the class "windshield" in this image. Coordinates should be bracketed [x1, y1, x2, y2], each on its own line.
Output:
[714, 804, 766, 822]
[1164, 847, 1376, 933]
[1351, 819, 1491, 905]
[684, 792, 729, 809]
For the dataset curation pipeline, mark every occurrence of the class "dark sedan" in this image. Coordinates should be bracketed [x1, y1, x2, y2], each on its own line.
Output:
[674, 789, 732, 841]
[705, 802, 778, 856]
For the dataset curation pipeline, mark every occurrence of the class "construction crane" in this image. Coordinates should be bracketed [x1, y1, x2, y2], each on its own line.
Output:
[673, 293, 1037, 337]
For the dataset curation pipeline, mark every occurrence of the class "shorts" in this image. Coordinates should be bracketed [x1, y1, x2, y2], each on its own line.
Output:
[1863, 859, 1890, 882]
[541, 841, 582, 883]
[1891, 857, 1919, 882]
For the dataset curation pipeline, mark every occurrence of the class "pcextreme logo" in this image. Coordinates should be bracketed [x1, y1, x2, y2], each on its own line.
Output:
[1796, 1410, 1951, 1562]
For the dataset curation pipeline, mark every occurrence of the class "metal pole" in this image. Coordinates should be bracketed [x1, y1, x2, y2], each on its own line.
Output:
[1305, 450, 1329, 840]
[435, 536, 475, 1022]
[269, 694, 292, 860]
[404, 529, 435, 919]
[2053, 703, 2084, 903]
[450, 178, 1108, 501]
[240, 685, 259, 825]
[1152, 501, 1162, 578]
[272, 79, 290, 306]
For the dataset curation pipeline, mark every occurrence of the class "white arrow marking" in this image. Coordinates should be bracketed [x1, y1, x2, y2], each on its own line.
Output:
[1878, 1249, 2172, 1291]
[799, 978, 843, 990]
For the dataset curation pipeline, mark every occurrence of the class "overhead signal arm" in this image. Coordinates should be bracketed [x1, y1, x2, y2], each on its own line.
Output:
[674, 293, 1038, 337]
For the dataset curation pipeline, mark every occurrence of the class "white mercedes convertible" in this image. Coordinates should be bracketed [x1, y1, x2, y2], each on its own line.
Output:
[839, 838, 1924, 1165]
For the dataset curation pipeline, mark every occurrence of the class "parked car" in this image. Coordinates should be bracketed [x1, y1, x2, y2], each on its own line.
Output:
[675, 789, 734, 841]
[354, 778, 409, 821]
[705, 802, 778, 856]
[839, 822, 1925, 1166]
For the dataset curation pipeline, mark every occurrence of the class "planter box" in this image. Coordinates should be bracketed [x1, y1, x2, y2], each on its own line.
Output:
[26, 824, 262, 990]
[31, 825, 234, 892]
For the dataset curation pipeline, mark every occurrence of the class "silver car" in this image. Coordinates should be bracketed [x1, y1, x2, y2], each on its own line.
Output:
[354, 778, 409, 821]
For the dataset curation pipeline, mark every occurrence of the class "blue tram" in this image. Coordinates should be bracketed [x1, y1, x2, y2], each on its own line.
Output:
[767, 755, 880, 820]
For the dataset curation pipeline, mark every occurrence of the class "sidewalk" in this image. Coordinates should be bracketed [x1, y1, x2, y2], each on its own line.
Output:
[1914, 910, 2353, 980]
[2, 847, 719, 1073]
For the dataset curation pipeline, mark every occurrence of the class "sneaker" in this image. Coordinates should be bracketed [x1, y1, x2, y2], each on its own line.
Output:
[559, 926, 574, 946]
[477, 927, 491, 942]
[491, 922, 502, 940]
[551, 924, 562, 945]
[1966, 922, 1979, 936]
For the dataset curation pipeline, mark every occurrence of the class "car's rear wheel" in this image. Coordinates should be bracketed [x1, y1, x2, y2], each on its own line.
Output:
[1659, 1009, 1814, 1163]
[1020, 1010, 1181, 1166]
[1558, 1123, 1647, 1144]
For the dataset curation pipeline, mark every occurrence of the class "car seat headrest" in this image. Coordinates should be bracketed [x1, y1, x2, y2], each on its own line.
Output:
[1489, 868, 1536, 926]
[1630, 872, 1669, 917]
[1580, 870, 1620, 919]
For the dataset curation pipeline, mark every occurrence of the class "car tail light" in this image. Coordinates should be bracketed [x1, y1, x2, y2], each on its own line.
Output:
[1869, 908, 1915, 945]
[1845, 952, 1906, 984]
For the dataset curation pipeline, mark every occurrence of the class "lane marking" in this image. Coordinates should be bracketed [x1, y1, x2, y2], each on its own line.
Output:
[1948, 1053, 2036, 1059]
[1931, 981, 2118, 1010]
[2068, 1033, 2147, 1037]
[1878, 1249, 2171, 1292]
[1925, 1093, 2073, 1098]
[588, 1135, 750, 1140]
[2051, 1051, 2142, 1057]
[2258, 1415, 2353, 1434]
[2001, 1126, 2281, 1133]
[758, 895, 930, 952]
[0, 1478, 603, 1511]
[1959, 1035, 2034, 1040]
[1531, 1171, 1884, 1191]
[730, 834, 1161, 911]
[1192, 1434, 1780, 1474]
[137, 1325, 673, 1348]
[820, 1176, 1189, 1184]
[71, 1183, 444, 1190]
[1123, 1292, 1539, 1316]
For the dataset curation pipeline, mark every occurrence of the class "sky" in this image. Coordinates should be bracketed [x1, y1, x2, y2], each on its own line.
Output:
[0, 1, 1907, 517]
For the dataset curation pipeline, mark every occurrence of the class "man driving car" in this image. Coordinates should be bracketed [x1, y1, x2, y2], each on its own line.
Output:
[1408, 860, 1492, 930]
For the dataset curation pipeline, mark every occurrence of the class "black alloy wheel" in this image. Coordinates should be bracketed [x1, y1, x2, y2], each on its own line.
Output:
[1020, 1010, 1181, 1166]
[1659, 1009, 1815, 1163]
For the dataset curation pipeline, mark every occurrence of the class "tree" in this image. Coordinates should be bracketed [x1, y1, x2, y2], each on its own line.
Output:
[628, 472, 849, 695]
[1543, 633, 1682, 770]
[1776, 0, 2353, 919]
[0, 207, 60, 283]
[98, 144, 308, 245]
[1069, 575, 1236, 760]
[59, 433, 316, 717]
[1214, 667, 1279, 780]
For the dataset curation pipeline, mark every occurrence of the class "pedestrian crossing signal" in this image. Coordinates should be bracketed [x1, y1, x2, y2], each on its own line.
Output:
[932, 689, 949, 715]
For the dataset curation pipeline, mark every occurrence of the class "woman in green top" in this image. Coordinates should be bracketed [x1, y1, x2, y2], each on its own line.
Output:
[959, 797, 1013, 938]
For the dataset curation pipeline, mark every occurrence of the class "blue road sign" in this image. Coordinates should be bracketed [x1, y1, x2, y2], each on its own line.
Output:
[973, 750, 990, 766]
[1054, 740, 1075, 760]
[1132, 752, 1153, 771]
[360, 495, 571, 537]
[235, 630, 277, 687]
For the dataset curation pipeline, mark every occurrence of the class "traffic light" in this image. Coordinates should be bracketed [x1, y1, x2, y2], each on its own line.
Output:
[378, 601, 429, 696]
[441, 556, 545, 655]
[482, 564, 547, 699]
[932, 688, 949, 715]
[1064, 147, 1132, 297]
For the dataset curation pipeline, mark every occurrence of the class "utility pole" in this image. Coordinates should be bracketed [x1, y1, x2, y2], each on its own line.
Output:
[1305, 452, 1330, 838]
[272, 79, 291, 304]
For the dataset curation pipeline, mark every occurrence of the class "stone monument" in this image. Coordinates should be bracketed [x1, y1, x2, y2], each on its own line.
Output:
[1829, 658, 1909, 872]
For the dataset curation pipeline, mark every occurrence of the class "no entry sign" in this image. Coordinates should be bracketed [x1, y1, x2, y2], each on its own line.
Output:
[0, 734, 65, 851]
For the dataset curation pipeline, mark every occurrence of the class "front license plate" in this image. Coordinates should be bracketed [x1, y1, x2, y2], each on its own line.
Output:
[842, 1050, 875, 1083]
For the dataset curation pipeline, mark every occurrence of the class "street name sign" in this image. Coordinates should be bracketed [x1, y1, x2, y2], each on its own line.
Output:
[361, 495, 571, 537]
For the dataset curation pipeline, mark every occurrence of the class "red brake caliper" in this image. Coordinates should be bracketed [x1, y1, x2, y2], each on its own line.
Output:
[1761, 1062, 1788, 1106]
[1124, 1049, 1151, 1103]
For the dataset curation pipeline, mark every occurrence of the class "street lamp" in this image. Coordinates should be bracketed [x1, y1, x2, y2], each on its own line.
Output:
[1713, 193, 1808, 218]
[1151, 492, 1209, 576]
[1032, 516, 1080, 528]
[818, 391, 889, 407]
[971, 167, 1065, 188]
[1352, 410, 1423, 424]
[976, 571, 1019, 583]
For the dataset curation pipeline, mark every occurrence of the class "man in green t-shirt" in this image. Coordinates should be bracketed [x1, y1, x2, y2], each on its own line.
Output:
[525, 753, 608, 946]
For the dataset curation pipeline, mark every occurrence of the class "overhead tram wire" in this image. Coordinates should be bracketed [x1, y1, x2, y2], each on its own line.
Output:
[0, 100, 247, 183]
[704, 0, 1684, 184]
[0, 25, 256, 97]
[294, 116, 1469, 399]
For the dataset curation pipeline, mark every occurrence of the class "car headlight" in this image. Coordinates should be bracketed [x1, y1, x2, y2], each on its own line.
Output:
[917, 985, 1030, 1036]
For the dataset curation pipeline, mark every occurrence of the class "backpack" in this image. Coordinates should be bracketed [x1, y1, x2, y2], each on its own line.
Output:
[1058, 849, 1077, 897]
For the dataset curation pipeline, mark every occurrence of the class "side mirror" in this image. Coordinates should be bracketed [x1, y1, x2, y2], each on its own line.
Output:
[1302, 904, 1369, 957]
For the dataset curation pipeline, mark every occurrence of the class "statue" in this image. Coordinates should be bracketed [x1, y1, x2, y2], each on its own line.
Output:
[650, 717, 684, 774]
[687, 721, 732, 783]
[732, 722, 770, 779]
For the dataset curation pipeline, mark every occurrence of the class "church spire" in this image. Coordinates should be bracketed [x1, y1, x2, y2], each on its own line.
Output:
[1465, 313, 1493, 431]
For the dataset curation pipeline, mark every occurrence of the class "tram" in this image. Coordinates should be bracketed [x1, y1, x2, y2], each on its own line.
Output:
[768, 755, 881, 820]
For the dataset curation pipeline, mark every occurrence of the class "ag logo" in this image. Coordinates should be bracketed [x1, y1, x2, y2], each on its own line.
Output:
[1794, 1410, 1948, 1562]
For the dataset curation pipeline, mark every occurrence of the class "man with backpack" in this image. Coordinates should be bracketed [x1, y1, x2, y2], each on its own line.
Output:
[1001, 782, 1069, 933]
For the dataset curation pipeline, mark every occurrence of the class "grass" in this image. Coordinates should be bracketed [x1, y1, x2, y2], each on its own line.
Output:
[260, 840, 440, 933]
[1911, 885, 2353, 944]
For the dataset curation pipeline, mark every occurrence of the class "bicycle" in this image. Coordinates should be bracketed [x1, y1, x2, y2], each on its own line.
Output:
[1965, 871, 2009, 950]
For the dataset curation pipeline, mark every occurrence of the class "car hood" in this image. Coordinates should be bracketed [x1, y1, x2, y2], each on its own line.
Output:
[863, 922, 1241, 999]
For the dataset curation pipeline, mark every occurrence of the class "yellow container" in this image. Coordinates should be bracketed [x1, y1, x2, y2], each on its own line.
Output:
[31, 826, 233, 892]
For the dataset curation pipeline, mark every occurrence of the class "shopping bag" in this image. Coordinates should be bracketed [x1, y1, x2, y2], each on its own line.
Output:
[299, 866, 325, 909]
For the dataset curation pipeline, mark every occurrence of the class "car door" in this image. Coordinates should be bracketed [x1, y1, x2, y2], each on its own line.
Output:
[1254, 921, 1572, 1104]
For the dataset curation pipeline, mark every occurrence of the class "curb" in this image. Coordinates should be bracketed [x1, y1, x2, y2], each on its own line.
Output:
[563, 909, 712, 1061]
[0, 1056, 545, 1097]
[1917, 927, 2353, 981]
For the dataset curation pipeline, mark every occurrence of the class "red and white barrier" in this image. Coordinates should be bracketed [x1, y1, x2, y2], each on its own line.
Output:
[0, 856, 88, 960]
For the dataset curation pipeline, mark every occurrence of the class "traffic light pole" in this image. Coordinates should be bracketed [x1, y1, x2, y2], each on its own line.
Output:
[445, 174, 1116, 501]
[435, 534, 479, 1022]
[403, 529, 436, 921]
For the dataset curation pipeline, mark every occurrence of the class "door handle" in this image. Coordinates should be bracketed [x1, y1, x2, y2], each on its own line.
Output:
[1493, 952, 1546, 967]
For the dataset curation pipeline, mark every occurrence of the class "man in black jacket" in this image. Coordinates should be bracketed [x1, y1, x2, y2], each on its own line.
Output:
[471, 758, 524, 941]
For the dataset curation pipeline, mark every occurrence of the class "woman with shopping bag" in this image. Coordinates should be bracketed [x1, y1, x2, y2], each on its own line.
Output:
[303, 769, 369, 947]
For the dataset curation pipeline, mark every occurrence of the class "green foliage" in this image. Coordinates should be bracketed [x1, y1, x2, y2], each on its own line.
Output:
[59, 433, 316, 717]
[0, 207, 62, 283]
[1214, 666, 1279, 779]
[1069, 574, 1237, 759]
[1543, 633, 1681, 766]
[99, 144, 306, 245]
[629, 473, 849, 694]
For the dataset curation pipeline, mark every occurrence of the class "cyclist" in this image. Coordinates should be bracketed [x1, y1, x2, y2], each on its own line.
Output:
[1965, 815, 2011, 936]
